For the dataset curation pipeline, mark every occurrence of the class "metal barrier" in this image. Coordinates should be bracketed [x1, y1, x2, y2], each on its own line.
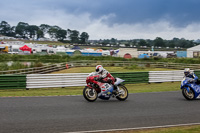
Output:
[149, 70, 185, 83]
[112, 72, 149, 84]
[1, 70, 200, 89]
[0, 63, 67, 75]
[0, 75, 26, 89]
[26, 73, 88, 89]
[26, 72, 149, 89]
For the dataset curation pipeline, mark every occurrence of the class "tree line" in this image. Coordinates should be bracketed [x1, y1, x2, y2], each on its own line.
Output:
[91, 37, 198, 48]
[0, 21, 89, 44]
[0, 20, 198, 48]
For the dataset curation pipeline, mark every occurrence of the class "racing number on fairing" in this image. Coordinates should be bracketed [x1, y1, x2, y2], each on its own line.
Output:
[104, 83, 111, 90]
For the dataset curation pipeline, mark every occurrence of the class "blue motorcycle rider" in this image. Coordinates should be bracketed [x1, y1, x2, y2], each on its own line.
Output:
[184, 68, 199, 83]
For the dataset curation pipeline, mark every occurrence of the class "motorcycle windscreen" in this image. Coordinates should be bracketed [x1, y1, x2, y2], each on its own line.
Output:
[114, 78, 125, 86]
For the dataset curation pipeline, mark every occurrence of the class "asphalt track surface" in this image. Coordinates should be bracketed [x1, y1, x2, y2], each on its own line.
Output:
[0, 91, 200, 133]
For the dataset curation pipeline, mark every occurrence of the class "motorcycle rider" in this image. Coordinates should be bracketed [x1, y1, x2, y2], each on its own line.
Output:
[184, 68, 199, 83]
[95, 65, 116, 95]
[95, 65, 115, 84]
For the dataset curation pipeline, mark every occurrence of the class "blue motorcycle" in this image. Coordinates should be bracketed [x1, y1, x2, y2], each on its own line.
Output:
[181, 77, 200, 100]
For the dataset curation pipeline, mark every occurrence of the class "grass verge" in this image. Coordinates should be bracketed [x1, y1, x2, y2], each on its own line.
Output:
[0, 82, 180, 97]
[101, 125, 200, 133]
[51, 67, 175, 73]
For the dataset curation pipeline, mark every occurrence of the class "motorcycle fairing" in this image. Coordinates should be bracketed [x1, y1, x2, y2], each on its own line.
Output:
[189, 84, 200, 93]
[181, 78, 200, 99]
[98, 83, 114, 100]
[184, 86, 190, 93]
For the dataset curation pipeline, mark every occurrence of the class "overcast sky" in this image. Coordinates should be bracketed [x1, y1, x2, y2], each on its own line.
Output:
[1, 0, 200, 40]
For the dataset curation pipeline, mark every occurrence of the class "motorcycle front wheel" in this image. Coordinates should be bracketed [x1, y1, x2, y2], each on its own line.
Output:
[116, 84, 128, 101]
[182, 87, 195, 100]
[83, 86, 98, 102]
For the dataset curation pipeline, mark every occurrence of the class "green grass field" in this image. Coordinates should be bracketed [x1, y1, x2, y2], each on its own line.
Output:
[102, 125, 200, 133]
[51, 66, 175, 73]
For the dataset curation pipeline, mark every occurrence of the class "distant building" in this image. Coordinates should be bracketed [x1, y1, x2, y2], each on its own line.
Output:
[117, 48, 138, 58]
[38, 37, 58, 41]
[187, 45, 200, 58]
[0, 35, 16, 40]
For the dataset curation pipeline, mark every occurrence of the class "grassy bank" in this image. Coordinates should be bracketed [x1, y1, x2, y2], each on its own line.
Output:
[51, 66, 175, 73]
[101, 125, 200, 133]
[0, 82, 180, 97]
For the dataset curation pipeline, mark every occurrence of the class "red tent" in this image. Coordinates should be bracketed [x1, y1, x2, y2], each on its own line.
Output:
[19, 45, 32, 53]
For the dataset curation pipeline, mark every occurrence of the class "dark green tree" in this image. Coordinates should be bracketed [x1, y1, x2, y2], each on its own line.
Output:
[0, 21, 12, 36]
[39, 24, 51, 37]
[110, 38, 117, 46]
[27, 25, 39, 39]
[138, 39, 147, 46]
[153, 37, 165, 47]
[15, 22, 29, 38]
[80, 32, 89, 44]
[68, 30, 79, 43]
[48, 26, 62, 39]
[56, 29, 67, 41]
[36, 29, 44, 39]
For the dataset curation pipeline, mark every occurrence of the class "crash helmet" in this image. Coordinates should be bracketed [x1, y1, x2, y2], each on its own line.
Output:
[96, 65, 103, 74]
[184, 68, 190, 76]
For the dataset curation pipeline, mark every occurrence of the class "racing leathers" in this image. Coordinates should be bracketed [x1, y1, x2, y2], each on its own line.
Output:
[96, 69, 116, 96]
[184, 72, 199, 83]
[98, 69, 115, 85]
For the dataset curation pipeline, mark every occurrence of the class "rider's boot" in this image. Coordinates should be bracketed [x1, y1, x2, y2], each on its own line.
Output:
[112, 85, 118, 95]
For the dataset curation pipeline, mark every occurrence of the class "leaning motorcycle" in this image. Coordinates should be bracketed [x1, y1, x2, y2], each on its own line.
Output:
[83, 72, 128, 102]
[180, 77, 200, 100]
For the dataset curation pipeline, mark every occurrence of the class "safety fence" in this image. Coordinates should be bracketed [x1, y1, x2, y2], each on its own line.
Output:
[0, 75, 26, 89]
[1, 70, 200, 89]
[26, 73, 88, 89]
[149, 70, 185, 83]
[111, 72, 149, 84]
[26, 72, 149, 89]
[0, 63, 67, 75]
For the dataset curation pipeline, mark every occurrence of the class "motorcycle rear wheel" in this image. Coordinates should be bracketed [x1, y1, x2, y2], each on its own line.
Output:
[182, 87, 195, 100]
[83, 86, 98, 102]
[116, 84, 128, 101]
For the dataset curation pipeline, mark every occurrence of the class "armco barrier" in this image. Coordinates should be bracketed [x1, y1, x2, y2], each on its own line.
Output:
[0, 63, 67, 75]
[1, 70, 198, 89]
[26, 73, 88, 89]
[149, 70, 184, 83]
[0, 75, 26, 89]
[111, 72, 149, 84]
[26, 72, 149, 89]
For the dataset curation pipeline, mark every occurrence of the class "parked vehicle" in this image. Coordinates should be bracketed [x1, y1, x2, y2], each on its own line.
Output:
[167, 53, 177, 58]
[181, 77, 200, 100]
[83, 72, 128, 102]
[0, 45, 9, 53]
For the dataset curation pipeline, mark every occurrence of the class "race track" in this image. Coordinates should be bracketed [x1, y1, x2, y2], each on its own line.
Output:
[0, 91, 200, 133]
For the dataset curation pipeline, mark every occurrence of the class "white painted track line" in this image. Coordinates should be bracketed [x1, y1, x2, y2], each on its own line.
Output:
[65, 122, 200, 133]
